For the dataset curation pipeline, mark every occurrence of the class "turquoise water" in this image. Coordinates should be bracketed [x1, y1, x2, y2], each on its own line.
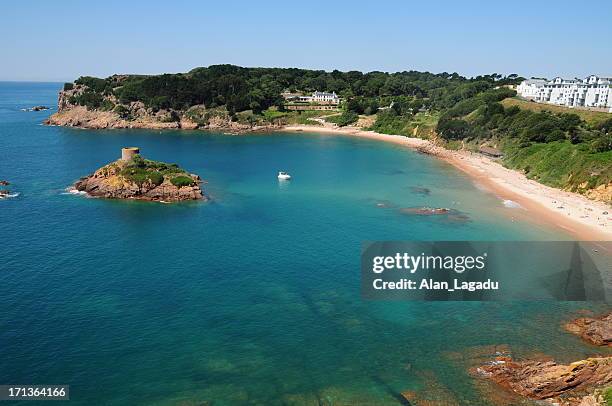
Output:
[0, 82, 609, 405]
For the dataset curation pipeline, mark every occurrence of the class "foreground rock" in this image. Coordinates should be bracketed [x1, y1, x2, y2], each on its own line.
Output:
[473, 355, 612, 404]
[73, 147, 204, 202]
[565, 313, 612, 347]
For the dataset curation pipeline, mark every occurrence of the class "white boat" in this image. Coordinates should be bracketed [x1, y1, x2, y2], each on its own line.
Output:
[278, 171, 291, 180]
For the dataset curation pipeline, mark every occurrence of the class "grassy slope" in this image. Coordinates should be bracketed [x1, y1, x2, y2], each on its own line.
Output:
[502, 97, 611, 127]
[368, 112, 440, 138]
[502, 140, 611, 193]
[366, 102, 610, 197]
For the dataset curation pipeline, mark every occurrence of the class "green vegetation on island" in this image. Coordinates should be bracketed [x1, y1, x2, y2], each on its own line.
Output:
[75, 149, 203, 202]
[118, 154, 196, 187]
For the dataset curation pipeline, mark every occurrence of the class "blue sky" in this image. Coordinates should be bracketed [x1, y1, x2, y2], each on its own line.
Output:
[1, 0, 611, 81]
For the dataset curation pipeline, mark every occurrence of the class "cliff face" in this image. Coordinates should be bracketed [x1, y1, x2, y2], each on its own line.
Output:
[46, 84, 280, 132]
[47, 105, 189, 130]
[74, 155, 204, 202]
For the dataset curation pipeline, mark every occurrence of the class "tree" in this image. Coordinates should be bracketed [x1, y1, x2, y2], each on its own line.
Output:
[437, 118, 470, 140]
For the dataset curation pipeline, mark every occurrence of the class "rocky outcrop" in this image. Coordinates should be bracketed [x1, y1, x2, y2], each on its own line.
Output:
[565, 313, 612, 347]
[46, 106, 182, 130]
[581, 183, 612, 203]
[22, 105, 50, 112]
[473, 356, 612, 402]
[46, 85, 281, 132]
[0, 180, 16, 199]
[73, 150, 204, 202]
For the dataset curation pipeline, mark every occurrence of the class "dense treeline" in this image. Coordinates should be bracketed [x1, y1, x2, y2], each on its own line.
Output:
[67, 65, 521, 114]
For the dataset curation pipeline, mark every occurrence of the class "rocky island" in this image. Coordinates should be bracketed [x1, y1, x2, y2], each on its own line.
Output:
[73, 147, 204, 202]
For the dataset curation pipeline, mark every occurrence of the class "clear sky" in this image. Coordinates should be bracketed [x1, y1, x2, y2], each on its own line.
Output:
[2, 0, 611, 81]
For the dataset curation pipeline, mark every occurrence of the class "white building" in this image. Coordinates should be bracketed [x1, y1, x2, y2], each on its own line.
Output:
[516, 79, 547, 99]
[311, 91, 340, 104]
[282, 91, 340, 105]
[517, 75, 612, 111]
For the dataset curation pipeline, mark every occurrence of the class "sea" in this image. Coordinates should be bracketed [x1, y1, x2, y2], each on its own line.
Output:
[0, 82, 609, 405]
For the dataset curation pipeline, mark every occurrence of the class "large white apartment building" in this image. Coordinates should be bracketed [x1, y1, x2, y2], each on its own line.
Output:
[516, 79, 548, 99]
[517, 75, 612, 111]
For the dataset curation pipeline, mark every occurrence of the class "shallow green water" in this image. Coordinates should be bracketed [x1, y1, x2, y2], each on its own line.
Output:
[0, 82, 609, 405]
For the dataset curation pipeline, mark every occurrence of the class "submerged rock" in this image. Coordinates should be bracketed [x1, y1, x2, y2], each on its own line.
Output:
[399, 207, 470, 223]
[409, 186, 431, 196]
[0, 180, 9, 186]
[400, 207, 451, 215]
[565, 312, 612, 347]
[73, 148, 205, 202]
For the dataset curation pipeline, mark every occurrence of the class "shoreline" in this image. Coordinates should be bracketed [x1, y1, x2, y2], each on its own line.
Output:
[279, 124, 612, 241]
[44, 116, 611, 240]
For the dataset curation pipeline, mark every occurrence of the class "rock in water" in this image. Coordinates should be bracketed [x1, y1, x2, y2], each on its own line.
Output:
[565, 313, 612, 347]
[474, 356, 612, 400]
[73, 148, 205, 202]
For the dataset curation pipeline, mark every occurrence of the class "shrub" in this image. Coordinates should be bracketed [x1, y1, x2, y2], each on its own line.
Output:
[170, 175, 195, 187]
[71, 90, 104, 110]
[130, 154, 146, 168]
[603, 387, 611, 406]
[598, 118, 612, 133]
[75, 76, 110, 93]
[437, 118, 470, 140]
[100, 99, 115, 111]
[113, 105, 131, 119]
[120, 167, 164, 186]
[369, 109, 414, 136]
[327, 111, 358, 127]
[591, 134, 612, 153]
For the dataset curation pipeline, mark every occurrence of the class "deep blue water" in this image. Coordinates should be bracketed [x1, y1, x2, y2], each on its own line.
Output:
[0, 82, 609, 405]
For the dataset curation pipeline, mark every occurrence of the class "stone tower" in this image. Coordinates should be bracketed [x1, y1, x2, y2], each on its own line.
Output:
[121, 147, 140, 161]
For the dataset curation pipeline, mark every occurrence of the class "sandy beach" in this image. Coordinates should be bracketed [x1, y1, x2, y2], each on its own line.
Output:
[280, 124, 612, 240]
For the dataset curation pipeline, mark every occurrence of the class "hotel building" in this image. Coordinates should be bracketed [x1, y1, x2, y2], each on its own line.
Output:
[517, 75, 612, 111]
